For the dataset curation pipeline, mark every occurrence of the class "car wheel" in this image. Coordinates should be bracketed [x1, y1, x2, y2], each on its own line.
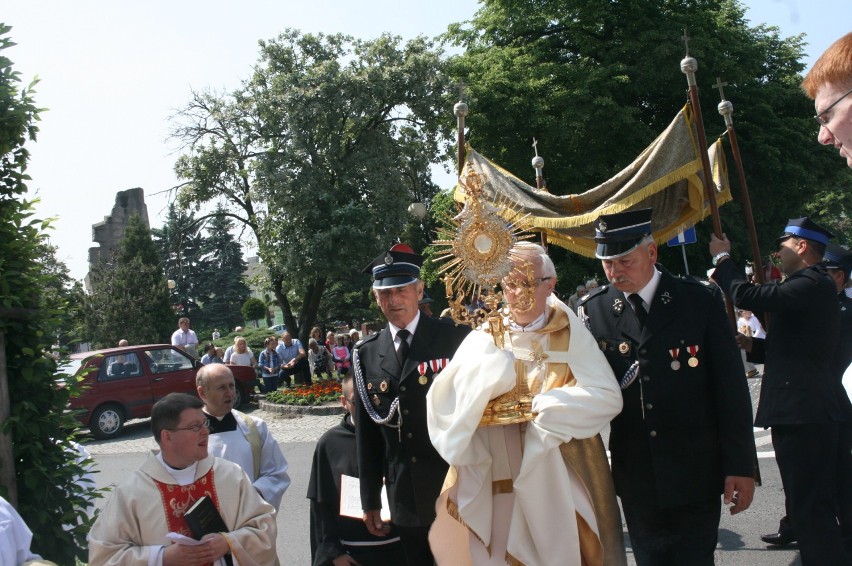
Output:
[90, 404, 125, 439]
[233, 384, 244, 408]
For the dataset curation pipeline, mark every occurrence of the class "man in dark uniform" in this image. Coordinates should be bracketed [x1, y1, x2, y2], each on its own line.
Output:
[307, 375, 405, 566]
[751, 242, 852, 558]
[353, 243, 470, 566]
[578, 208, 756, 566]
[710, 217, 849, 565]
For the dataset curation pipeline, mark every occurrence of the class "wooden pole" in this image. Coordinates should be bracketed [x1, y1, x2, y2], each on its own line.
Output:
[680, 30, 723, 238]
[713, 77, 766, 285]
[454, 82, 468, 178]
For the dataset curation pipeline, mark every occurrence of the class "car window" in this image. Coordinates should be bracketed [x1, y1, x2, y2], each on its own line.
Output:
[99, 353, 143, 382]
[145, 348, 194, 374]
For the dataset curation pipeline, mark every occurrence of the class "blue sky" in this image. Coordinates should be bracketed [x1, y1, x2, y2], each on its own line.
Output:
[3, 0, 848, 280]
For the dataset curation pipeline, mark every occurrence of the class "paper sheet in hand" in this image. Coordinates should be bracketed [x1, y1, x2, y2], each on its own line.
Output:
[166, 532, 205, 546]
[339, 474, 390, 521]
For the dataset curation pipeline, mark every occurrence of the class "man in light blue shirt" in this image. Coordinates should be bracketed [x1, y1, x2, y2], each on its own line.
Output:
[276, 331, 310, 387]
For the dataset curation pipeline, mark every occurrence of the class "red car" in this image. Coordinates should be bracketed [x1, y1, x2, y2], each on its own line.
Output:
[67, 344, 258, 439]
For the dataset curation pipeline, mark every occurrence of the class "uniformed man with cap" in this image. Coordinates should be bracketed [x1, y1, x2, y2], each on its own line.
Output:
[353, 243, 470, 566]
[746, 241, 852, 557]
[711, 217, 849, 565]
[579, 208, 756, 566]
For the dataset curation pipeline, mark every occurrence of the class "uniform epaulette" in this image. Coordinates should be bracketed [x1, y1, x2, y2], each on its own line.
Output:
[680, 275, 710, 286]
[354, 331, 381, 349]
[578, 285, 609, 305]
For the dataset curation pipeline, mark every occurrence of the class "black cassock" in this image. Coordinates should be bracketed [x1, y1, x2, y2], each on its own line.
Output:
[307, 413, 404, 566]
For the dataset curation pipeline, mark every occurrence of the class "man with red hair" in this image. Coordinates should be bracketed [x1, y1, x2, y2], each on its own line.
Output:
[802, 33, 852, 169]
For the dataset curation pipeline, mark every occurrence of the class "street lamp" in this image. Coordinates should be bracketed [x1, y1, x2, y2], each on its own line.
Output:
[408, 202, 427, 220]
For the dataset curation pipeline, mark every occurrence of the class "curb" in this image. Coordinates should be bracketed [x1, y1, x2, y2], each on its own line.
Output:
[258, 399, 345, 417]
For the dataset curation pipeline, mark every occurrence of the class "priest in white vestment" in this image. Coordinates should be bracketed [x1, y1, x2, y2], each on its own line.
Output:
[427, 242, 626, 566]
[89, 393, 278, 566]
[197, 363, 290, 510]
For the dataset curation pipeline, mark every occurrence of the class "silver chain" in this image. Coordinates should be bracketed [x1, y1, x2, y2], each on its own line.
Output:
[353, 346, 400, 427]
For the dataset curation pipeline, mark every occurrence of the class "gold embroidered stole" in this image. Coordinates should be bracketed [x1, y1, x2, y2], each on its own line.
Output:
[153, 467, 222, 566]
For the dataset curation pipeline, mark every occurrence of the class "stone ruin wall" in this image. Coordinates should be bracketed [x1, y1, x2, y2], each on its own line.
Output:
[85, 187, 149, 292]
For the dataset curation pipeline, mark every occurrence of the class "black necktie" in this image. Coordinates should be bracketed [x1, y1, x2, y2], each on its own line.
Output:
[396, 329, 410, 367]
[628, 293, 647, 327]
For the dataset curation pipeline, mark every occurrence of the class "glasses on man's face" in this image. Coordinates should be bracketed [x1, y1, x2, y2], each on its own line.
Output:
[814, 86, 852, 127]
[169, 418, 210, 433]
[501, 276, 552, 292]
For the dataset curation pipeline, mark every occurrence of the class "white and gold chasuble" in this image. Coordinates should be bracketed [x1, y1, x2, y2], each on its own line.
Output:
[427, 296, 626, 566]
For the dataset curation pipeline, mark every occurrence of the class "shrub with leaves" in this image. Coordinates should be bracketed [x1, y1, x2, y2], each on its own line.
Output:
[0, 23, 100, 563]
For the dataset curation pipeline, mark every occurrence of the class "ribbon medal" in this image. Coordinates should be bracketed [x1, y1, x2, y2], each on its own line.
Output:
[687, 345, 700, 367]
[669, 348, 681, 371]
[418, 361, 429, 385]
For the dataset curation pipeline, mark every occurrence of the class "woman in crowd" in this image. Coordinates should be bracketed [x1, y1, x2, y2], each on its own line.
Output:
[257, 336, 281, 392]
[227, 336, 256, 368]
[325, 330, 337, 375]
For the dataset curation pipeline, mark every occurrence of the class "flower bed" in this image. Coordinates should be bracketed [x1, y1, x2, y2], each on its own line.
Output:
[265, 381, 342, 406]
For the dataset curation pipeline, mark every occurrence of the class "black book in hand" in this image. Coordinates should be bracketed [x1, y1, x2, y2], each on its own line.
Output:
[184, 495, 234, 566]
[184, 495, 228, 539]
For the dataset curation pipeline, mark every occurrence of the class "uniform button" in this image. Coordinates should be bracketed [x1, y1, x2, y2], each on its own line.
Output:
[403, 409, 409, 415]
[410, 456, 417, 463]
[649, 430, 657, 438]
[400, 386, 407, 392]
[645, 403, 653, 410]
[406, 432, 413, 439]
[642, 376, 650, 382]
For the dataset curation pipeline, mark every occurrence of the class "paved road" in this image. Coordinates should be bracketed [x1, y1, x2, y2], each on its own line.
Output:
[86, 375, 805, 565]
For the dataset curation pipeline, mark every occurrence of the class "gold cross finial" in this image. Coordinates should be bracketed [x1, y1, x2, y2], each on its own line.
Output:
[713, 77, 728, 100]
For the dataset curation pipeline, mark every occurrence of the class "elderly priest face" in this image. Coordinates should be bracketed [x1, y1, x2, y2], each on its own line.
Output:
[501, 242, 557, 326]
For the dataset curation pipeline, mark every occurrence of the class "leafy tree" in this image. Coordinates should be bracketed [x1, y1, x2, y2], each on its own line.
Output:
[443, 0, 852, 274]
[195, 210, 251, 334]
[82, 215, 174, 347]
[153, 204, 204, 322]
[241, 297, 267, 328]
[0, 23, 98, 563]
[172, 30, 450, 342]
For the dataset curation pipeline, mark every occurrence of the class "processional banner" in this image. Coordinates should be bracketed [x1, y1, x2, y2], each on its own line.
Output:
[453, 104, 731, 258]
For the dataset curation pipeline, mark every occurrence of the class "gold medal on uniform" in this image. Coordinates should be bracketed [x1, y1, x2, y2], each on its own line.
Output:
[371, 394, 381, 407]
[379, 379, 389, 392]
[618, 341, 631, 355]
[417, 361, 429, 385]
[669, 348, 681, 371]
[367, 382, 373, 390]
[687, 345, 699, 367]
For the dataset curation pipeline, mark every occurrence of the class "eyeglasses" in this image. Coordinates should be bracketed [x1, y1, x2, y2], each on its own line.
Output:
[501, 277, 552, 292]
[814, 87, 852, 127]
[169, 418, 210, 433]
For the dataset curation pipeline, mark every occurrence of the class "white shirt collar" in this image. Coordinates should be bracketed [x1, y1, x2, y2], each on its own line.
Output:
[623, 267, 662, 312]
[157, 451, 198, 486]
[508, 306, 549, 332]
[388, 310, 421, 343]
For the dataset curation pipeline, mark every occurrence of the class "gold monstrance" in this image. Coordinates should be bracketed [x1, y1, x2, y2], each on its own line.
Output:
[433, 169, 539, 425]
